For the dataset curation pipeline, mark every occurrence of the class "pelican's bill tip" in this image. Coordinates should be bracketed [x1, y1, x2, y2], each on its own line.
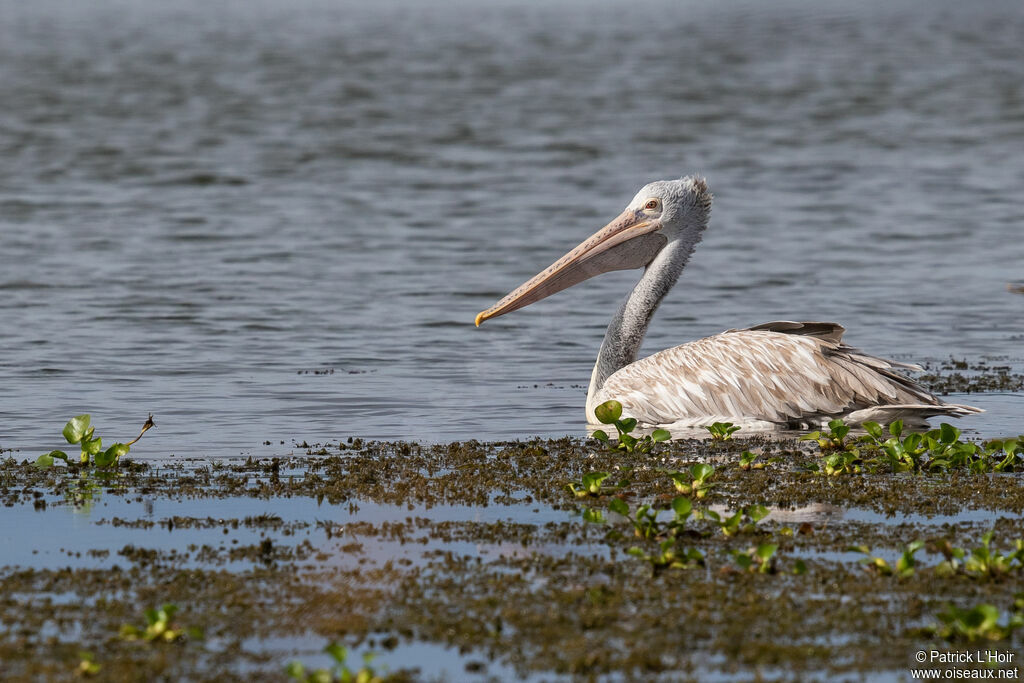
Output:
[474, 311, 485, 327]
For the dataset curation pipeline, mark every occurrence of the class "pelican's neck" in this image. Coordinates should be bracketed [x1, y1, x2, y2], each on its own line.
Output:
[585, 237, 699, 420]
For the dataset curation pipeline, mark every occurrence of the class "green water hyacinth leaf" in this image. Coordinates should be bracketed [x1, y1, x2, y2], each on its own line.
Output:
[581, 471, 610, 494]
[651, 429, 670, 442]
[95, 443, 129, 468]
[940, 422, 960, 444]
[592, 429, 609, 442]
[324, 642, 347, 665]
[747, 504, 770, 523]
[82, 436, 103, 456]
[594, 400, 622, 424]
[862, 421, 883, 439]
[616, 417, 637, 433]
[690, 463, 714, 482]
[34, 450, 70, 469]
[63, 415, 91, 444]
[671, 496, 692, 518]
[608, 498, 630, 517]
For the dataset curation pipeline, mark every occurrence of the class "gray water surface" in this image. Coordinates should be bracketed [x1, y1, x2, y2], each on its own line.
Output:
[1, 0, 1022, 456]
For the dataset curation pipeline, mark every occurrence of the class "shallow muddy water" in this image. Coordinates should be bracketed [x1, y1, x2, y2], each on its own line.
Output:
[3, 438, 1024, 680]
[1, 0, 1023, 456]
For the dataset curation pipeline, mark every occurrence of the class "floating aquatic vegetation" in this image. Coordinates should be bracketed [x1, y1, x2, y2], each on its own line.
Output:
[34, 414, 154, 469]
[566, 471, 615, 498]
[75, 651, 100, 677]
[802, 419, 1024, 475]
[591, 400, 670, 454]
[700, 504, 769, 538]
[935, 531, 1024, 580]
[668, 463, 715, 499]
[286, 643, 386, 683]
[850, 540, 924, 578]
[119, 603, 202, 644]
[705, 421, 741, 441]
[731, 543, 778, 574]
[920, 599, 1024, 643]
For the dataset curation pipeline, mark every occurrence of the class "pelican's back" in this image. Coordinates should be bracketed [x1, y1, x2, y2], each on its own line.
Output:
[595, 321, 981, 427]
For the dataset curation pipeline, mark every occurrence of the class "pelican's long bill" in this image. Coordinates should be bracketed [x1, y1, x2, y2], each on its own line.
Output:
[475, 208, 667, 326]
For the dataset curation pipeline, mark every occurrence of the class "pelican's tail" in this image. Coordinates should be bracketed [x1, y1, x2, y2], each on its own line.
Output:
[841, 402, 984, 428]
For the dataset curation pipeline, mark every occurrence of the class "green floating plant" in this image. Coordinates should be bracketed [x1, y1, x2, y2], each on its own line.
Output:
[924, 600, 1024, 643]
[567, 471, 617, 498]
[935, 530, 1024, 579]
[700, 504, 770, 538]
[705, 421, 740, 441]
[738, 450, 764, 470]
[849, 540, 924, 578]
[592, 400, 670, 454]
[732, 543, 778, 574]
[119, 603, 202, 644]
[802, 418, 1024, 476]
[669, 463, 715, 499]
[628, 539, 704, 573]
[35, 414, 153, 469]
[286, 643, 384, 683]
[75, 651, 101, 677]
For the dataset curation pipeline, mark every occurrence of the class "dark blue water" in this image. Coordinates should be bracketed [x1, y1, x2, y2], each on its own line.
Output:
[1, 0, 1022, 457]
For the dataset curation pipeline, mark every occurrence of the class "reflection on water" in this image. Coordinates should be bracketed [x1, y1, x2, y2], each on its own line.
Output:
[0, 0, 1022, 455]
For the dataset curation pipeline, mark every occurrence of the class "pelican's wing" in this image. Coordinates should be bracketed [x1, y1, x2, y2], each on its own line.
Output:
[596, 321, 974, 426]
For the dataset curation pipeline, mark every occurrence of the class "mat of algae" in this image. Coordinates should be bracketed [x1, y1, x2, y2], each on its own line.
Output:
[2, 433, 1024, 682]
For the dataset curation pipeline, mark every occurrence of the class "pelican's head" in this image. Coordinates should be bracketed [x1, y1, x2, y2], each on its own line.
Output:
[475, 176, 712, 326]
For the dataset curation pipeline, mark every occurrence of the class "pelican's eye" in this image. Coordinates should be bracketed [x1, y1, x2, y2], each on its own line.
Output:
[643, 198, 660, 212]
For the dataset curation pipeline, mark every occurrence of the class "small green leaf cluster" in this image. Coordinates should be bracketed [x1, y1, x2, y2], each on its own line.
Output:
[935, 531, 1024, 579]
[738, 450, 765, 470]
[925, 599, 1024, 643]
[592, 400, 670, 453]
[75, 651, 101, 677]
[606, 493, 679, 540]
[585, 466, 778, 573]
[35, 414, 153, 469]
[705, 421, 741, 441]
[732, 543, 779, 573]
[803, 419, 1024, 475]
[850, 540, 924, 578]
[669, 463, 715, 499]
[700, 504, 769, 538]
[628, 539, 704, 572]
[286, 643, 384, 683]
[119, 603, 202, 644]
[567, 471, 618, 498]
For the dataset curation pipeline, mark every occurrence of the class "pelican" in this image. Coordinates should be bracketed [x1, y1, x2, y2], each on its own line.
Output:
[475, 177, 981, 429]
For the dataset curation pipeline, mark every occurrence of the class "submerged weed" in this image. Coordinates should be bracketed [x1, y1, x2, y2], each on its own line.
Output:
[592, 400, 670, 454]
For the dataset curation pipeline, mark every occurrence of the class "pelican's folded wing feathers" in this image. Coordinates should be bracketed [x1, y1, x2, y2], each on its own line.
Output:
[596, 321, 980, 426]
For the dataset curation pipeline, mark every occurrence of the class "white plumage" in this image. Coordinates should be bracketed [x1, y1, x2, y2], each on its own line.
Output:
[477, 178, 980, 428]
